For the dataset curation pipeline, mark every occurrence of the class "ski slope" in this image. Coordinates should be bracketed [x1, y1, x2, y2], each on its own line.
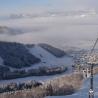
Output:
[29, 45, 73, 68]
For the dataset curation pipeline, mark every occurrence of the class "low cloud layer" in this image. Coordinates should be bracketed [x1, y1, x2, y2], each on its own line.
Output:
[0, 9, 98, 49]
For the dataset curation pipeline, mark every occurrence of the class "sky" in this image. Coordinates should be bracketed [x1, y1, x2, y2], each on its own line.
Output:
[0, 0, 98, 49]
[0, 0, 98, 14]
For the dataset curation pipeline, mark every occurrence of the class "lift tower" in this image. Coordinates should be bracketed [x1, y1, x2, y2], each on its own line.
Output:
[88, 38, 98, 98]
[89, 64, 94, 98]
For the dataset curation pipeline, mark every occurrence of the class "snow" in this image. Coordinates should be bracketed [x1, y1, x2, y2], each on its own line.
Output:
[0, 45, 74, 85]
[0, 44, 74, 72]
[29, 45, 74, 68]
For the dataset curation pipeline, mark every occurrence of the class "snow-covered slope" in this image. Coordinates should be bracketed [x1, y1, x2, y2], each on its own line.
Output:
[0, 41, 74, 74]
[0, 43, 74, 84]
[28, 45, 73, 68]
[0, 41, 74, 71]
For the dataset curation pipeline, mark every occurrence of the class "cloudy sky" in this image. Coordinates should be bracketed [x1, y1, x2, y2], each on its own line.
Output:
[0, 0, 98, 13]
[0, 0, 97, 16]
[0, 0, 98, 49]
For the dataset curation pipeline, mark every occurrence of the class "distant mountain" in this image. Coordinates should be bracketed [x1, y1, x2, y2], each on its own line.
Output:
[0, 41, 73, 80]
[7, 10, 97, 20]
[0, 41, 40, 68]
[0, 42, 67, 69]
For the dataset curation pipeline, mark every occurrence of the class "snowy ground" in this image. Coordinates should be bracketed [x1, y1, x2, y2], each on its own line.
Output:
[19, 44, 74, 72]
[28, 45, 74, 68]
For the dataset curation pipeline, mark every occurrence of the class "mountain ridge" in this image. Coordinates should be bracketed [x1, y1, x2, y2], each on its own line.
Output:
[0, 41, 72, 80]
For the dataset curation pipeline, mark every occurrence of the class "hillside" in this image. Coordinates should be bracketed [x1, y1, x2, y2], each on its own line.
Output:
[0, 41, 40, 68]
[0, 41, 73, 80]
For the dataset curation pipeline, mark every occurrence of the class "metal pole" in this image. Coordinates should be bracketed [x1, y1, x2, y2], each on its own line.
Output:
[89, 64, 94, 98]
